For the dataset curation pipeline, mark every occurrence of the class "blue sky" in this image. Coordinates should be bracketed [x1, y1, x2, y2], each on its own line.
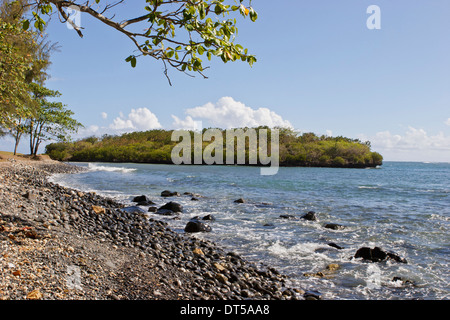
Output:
[2, 0, 450, 162]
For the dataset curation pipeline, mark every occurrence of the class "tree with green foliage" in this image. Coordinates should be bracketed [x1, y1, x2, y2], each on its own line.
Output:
[22, 0, 258, 84]
[0, 1, 34, 134]
[27, 82, 83, 155]
[1, 0, 63, 153]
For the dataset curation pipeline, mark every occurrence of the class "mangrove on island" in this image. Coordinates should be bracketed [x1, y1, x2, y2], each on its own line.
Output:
[45, 127, 383, 168]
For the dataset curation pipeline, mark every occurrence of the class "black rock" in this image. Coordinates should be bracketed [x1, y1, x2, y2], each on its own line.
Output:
[327, 242, 344, 250]
[301, 211, 317, 221]
[148, 206, 158, 212]
[303, 290, 322, 300]
[323, 223, 345, 230]
[184, 220, 212, 233]
[121, 206, 147, 214]
[155, 209, 176, 216]
[392, 276, 414, 285]
[234, 198, 245, 203]
[159, 201, 183, 213]
[354, 247, 407, 263]
[136, 200, 156, 206]
[280, 214, 296, 219]
[161, 190, 180, 197]
[201, 214, 216, 221]
[132, 195, 150, 203]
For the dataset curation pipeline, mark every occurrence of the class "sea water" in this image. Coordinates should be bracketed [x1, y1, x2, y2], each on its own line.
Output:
[50, 161, 449, 300]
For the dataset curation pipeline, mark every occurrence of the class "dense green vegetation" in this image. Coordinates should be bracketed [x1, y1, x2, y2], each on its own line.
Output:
[0, 0, 82, 155]
[45, 127, 383, 168]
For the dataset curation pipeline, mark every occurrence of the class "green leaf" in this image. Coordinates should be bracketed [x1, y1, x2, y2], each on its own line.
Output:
[166, 50, 174, 58]
[214, 5, 223, 15]
[22, 20, 29, 30]
[249, 8, 258, 22]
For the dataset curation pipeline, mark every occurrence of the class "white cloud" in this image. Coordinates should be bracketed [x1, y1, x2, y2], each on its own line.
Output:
[174, 97, 292, 129]
[171, 115, 202, 131]
[110, 108, 162, 132]
[101, 112, 108, 119]
[445, 118, 450, 126]
[358, 126, 450, 162]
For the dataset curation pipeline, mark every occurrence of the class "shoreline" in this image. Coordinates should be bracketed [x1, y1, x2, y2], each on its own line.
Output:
[59, 159, 382, 169]
[0, 157, 308, 300]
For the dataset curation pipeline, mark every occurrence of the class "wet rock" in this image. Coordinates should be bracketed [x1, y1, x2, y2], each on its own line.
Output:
[132, 195, 150, 203]
[323, 223, 345, 230]
[159, 201, 183, 213]
[354, 247, 407, 263]
[392, 276, 415, 286]
[121, 206, 147, 214]
[301, 211, 317, 221]
[184, 220, 212, 233]
[136, 200, 156, 206]
[303, 290, 322, 300]
[161, 190, 180, 197]
[148, 206, 158, 212]
[327, 242, 344, 250]
[155, 209, 176, 216]
[201, 214, 216, 221]
[279, 214, 296, 219]
[234, 198, 245, 203]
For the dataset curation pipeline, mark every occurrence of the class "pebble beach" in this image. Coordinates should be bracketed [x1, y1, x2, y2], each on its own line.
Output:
[0, 157, 307, 301]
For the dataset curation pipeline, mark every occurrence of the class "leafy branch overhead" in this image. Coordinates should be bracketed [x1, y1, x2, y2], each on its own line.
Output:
[23, 0, 258, 83]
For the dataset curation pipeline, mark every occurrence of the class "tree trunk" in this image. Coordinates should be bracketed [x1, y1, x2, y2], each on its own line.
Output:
[13, 132, 22, 155]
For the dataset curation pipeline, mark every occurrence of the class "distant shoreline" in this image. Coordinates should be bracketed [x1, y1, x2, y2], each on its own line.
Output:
[59, 159, 382, 169]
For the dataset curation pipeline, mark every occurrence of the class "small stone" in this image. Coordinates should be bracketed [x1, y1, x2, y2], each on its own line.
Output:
[23, 191, 36, 200]
[27, 289, 43, 300]
[213, 263, 226, 272]
[215, 273, 229, 284]
[193, 248, 204, 256]
[92, 205, 106, 214]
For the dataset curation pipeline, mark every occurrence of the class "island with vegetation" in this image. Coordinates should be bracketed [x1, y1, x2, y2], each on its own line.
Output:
[45, 127, 383, 168]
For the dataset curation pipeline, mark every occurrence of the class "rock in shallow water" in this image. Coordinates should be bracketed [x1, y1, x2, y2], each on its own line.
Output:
[301, 211, 317, 221]
[323, 223, 345, 230]
[159, 201, 183, 213]
[121, 206, 147, 214]
[354, 247, 407, 263]
[132, 195, 151, 203]
[184, 220, 212, 233]
[161, 190, 180, 197]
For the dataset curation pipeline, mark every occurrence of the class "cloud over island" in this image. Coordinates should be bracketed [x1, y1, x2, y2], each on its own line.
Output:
[78, 97, 292, 138]
[172, 96, 293, 130]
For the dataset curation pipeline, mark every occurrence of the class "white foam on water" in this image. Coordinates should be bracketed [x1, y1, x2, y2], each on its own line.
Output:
[88, 163, 137, 173]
